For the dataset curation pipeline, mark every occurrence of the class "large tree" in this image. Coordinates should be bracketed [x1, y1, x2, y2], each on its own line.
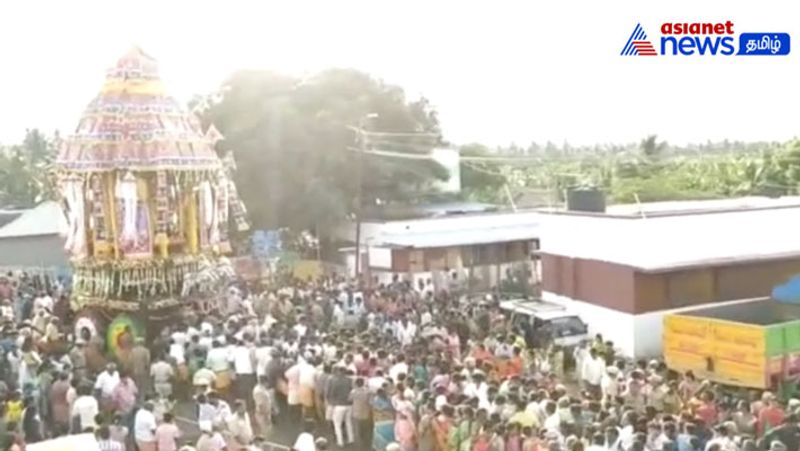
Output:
[198, 69, 448, 231]
[0, 129, 56, 208]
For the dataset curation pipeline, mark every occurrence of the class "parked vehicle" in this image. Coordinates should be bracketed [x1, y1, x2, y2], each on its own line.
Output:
[664, 297, 800, 395]
[499, 298, 589, 348]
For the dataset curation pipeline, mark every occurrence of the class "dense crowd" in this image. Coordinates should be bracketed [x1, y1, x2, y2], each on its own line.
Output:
[1, 270, 799, 451]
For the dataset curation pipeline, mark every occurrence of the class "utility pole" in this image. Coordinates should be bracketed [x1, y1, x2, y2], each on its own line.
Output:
[351, 113, 378, 283]
[354, 127, 364, 282]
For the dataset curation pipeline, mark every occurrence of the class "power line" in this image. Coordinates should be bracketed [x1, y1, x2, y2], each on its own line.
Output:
[349, 146, 555, 164]
[362, 139, 438, 152]
[346, 147, 433, 160]
[349, 143, 800, 196]
[361, 130, 440, 138]
[461, 162, 508, 178]
[460, 155, 547, 162]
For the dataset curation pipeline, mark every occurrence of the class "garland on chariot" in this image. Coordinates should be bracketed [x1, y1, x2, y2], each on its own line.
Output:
[54, 47, 249, 343]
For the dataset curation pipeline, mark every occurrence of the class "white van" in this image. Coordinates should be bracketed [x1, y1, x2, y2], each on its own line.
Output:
[499, 299, 589, 348]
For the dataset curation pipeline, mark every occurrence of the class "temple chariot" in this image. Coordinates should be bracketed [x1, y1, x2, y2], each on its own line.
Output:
[55, 47, 248, 341]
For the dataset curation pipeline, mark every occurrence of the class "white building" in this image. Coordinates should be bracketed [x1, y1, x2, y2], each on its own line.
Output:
[537, 196, 800, 357]
[333, 208, 542, 290]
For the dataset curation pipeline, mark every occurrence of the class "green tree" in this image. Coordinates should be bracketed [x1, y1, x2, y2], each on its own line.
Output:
[0, 129, 56, 207]
[640, 134, 667, 159]
[459, 143, 507, 202]
[199, 69, 447, 231]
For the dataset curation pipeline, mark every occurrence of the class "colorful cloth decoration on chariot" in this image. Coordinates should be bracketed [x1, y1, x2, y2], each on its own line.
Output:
[55, 47, 249, 312]
[106, 313, 146, 360]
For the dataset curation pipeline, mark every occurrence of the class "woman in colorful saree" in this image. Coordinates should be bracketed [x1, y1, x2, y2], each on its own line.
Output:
[394, 405, 417, 451]
[417, 401, 437, 451]
[372, 388, 395, 450]
[432, 404, 455, 451]
[450, 406, 478, 451]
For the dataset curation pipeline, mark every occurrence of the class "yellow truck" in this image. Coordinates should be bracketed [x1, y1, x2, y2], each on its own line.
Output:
[663, 298, 800, 390]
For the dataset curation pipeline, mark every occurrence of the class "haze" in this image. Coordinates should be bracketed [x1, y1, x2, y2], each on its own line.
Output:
[0, 0, 797, 147]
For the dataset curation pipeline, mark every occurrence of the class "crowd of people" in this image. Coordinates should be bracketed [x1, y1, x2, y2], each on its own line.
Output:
[1, 270, 799, 451]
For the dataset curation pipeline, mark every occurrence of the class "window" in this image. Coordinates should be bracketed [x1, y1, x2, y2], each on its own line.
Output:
[547, 316, 588, 337]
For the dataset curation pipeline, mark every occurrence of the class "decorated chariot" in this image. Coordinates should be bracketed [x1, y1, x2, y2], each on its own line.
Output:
[55, 47, 248, 351]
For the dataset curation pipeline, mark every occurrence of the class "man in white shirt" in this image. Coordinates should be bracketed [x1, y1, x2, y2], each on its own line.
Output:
[323, 342, 338, 362]
[170, 326, 188, 347]
[169, 339, 186, 367]
[199, 330, 214, 352]
[394, 318, 416, 348]
[95, 363, 121, 407]
[297, 357, 317, 417]
[151, 355, 175, 397]
[618, 411, 636, 451]
[226, 401, 253, 448]
[254, 337, 273, 378]
[71, 386, 99, 432]
[581, 349, 605, 398]
[332, 302, 345, 327]
[388, 355, 409, 382]
[212, 394, 233, 426]
[434, 386, 448, 411]
[293, 421, 317, 451]
[200, 320, 215, 336]
[230, 338, 256, 409]
[134, 401, 158, 451]
[352, 297, 366, 316]
[293, 318, 308, 338]
[241, 296, 256, 317]
[464, 372, 490, 410]
[186, 323, 201, 339]
[601, 366, 621, 400]
[32, 291, 53, 316]
[206, 341, 231, 372]
[262, 313, 277, 333]
[574, 341, 590, 382]
[543, 400, 561, 433]
[0, 299, 14, 322]
[367, 369, 387, 393]
[420, 307, 433, 327]
[526, 394, 546, 425]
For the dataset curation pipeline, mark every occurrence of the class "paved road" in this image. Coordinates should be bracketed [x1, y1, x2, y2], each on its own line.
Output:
[173, 401, 305, 449]
[174, 400, 369, 450]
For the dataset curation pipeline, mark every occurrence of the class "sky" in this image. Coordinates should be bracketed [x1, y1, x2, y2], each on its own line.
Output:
[0, 0, 798, 147]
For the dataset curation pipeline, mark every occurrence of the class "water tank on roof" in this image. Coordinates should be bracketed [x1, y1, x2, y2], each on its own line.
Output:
[566, 187, 606, 213]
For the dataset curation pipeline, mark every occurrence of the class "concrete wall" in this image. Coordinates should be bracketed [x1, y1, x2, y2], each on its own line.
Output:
[538, 207, 800, 270]
[370, 261, 534, 293]
[542, 291, 764, 358]
[368, 247, 392, 269]
[543, 252, 800, 314]
[0, 234, 68, 268]
[333, 211, 542, 244]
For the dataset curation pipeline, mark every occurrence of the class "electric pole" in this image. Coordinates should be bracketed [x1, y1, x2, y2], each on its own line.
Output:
[351, 113, 378, 283]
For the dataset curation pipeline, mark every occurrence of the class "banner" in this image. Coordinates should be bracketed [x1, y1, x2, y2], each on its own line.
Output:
[773, 276, 800, 304]
[231, 256, 266, 281]
[251, 230, 281, 260]
[292, 260, 324, 280]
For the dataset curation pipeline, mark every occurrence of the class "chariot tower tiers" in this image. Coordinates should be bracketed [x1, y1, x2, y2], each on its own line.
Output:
[56, 47, 248, 314]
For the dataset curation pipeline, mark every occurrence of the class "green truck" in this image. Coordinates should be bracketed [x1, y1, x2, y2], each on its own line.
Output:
[663, 298, 800, 394]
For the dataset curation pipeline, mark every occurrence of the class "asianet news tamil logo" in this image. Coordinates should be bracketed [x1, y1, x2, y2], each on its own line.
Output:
[621, 21, 791, 56]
